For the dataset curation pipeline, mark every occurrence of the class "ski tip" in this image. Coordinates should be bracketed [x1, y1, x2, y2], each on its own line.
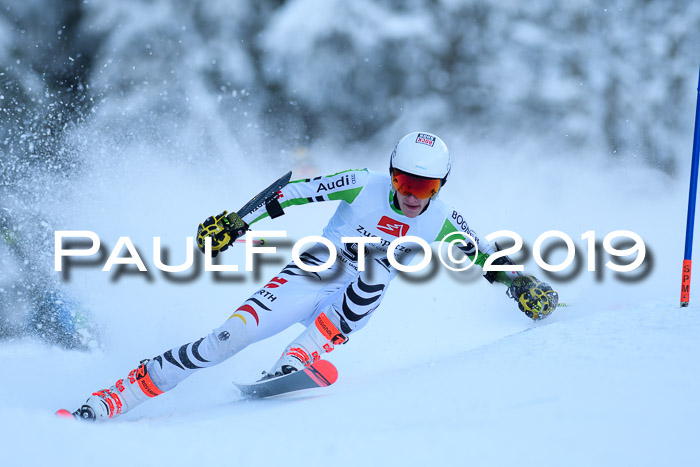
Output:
[55, 409, 74, 419]
[307, 360, 338, 386]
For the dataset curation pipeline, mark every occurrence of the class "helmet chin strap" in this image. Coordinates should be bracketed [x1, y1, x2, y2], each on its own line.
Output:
[390, 188, 400, 211]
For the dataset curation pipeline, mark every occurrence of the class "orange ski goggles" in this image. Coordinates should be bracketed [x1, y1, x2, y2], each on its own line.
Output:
[391, 169, 442, 200]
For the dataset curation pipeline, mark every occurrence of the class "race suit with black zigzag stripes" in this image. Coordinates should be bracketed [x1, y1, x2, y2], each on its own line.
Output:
[96, 169, 519, 417]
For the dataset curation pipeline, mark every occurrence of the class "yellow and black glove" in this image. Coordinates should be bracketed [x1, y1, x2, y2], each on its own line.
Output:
[196, 211, 249, 257]
[507, 275, 559, 321]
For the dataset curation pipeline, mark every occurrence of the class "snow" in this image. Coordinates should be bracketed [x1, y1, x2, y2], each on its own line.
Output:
[2, 2, 700, 464]
[1, 144, 699, 467]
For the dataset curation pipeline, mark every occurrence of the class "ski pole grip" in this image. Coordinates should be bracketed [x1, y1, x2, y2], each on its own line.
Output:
[225, 211, 248, 233]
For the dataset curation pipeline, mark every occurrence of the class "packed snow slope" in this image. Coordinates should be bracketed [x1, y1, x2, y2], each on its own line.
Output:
[1, 144, 698, 467]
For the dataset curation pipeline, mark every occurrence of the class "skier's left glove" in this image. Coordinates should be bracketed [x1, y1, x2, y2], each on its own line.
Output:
[196, 211, 249, 257]
[507, 275, 559, 321]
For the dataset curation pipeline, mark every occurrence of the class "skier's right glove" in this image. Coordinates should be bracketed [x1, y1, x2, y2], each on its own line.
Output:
[506, 275, 559, 321]
[196, 211, 249, 257]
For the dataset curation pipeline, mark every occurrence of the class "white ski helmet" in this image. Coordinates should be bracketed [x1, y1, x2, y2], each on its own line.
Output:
[389, 131, 451, 187]
[389, 131, 452, 198]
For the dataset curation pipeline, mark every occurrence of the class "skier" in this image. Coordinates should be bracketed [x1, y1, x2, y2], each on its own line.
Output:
[1, 212, 98, 350]
[64, 131, 558, 421]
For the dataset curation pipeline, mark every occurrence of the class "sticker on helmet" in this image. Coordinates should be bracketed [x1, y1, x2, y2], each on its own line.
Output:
[415, 133, 435, 147]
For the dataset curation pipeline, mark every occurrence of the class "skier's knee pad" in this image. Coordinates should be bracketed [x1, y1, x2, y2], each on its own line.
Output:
[329, 259, 391, 334]
[203, 317, 253, 362]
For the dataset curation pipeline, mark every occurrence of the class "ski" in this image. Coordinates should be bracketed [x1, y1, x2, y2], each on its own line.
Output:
[234, 360, 338, 399]
[55, 409, 76, 419]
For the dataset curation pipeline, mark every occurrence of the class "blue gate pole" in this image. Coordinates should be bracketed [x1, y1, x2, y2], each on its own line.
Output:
[681, 65, 700, 307]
